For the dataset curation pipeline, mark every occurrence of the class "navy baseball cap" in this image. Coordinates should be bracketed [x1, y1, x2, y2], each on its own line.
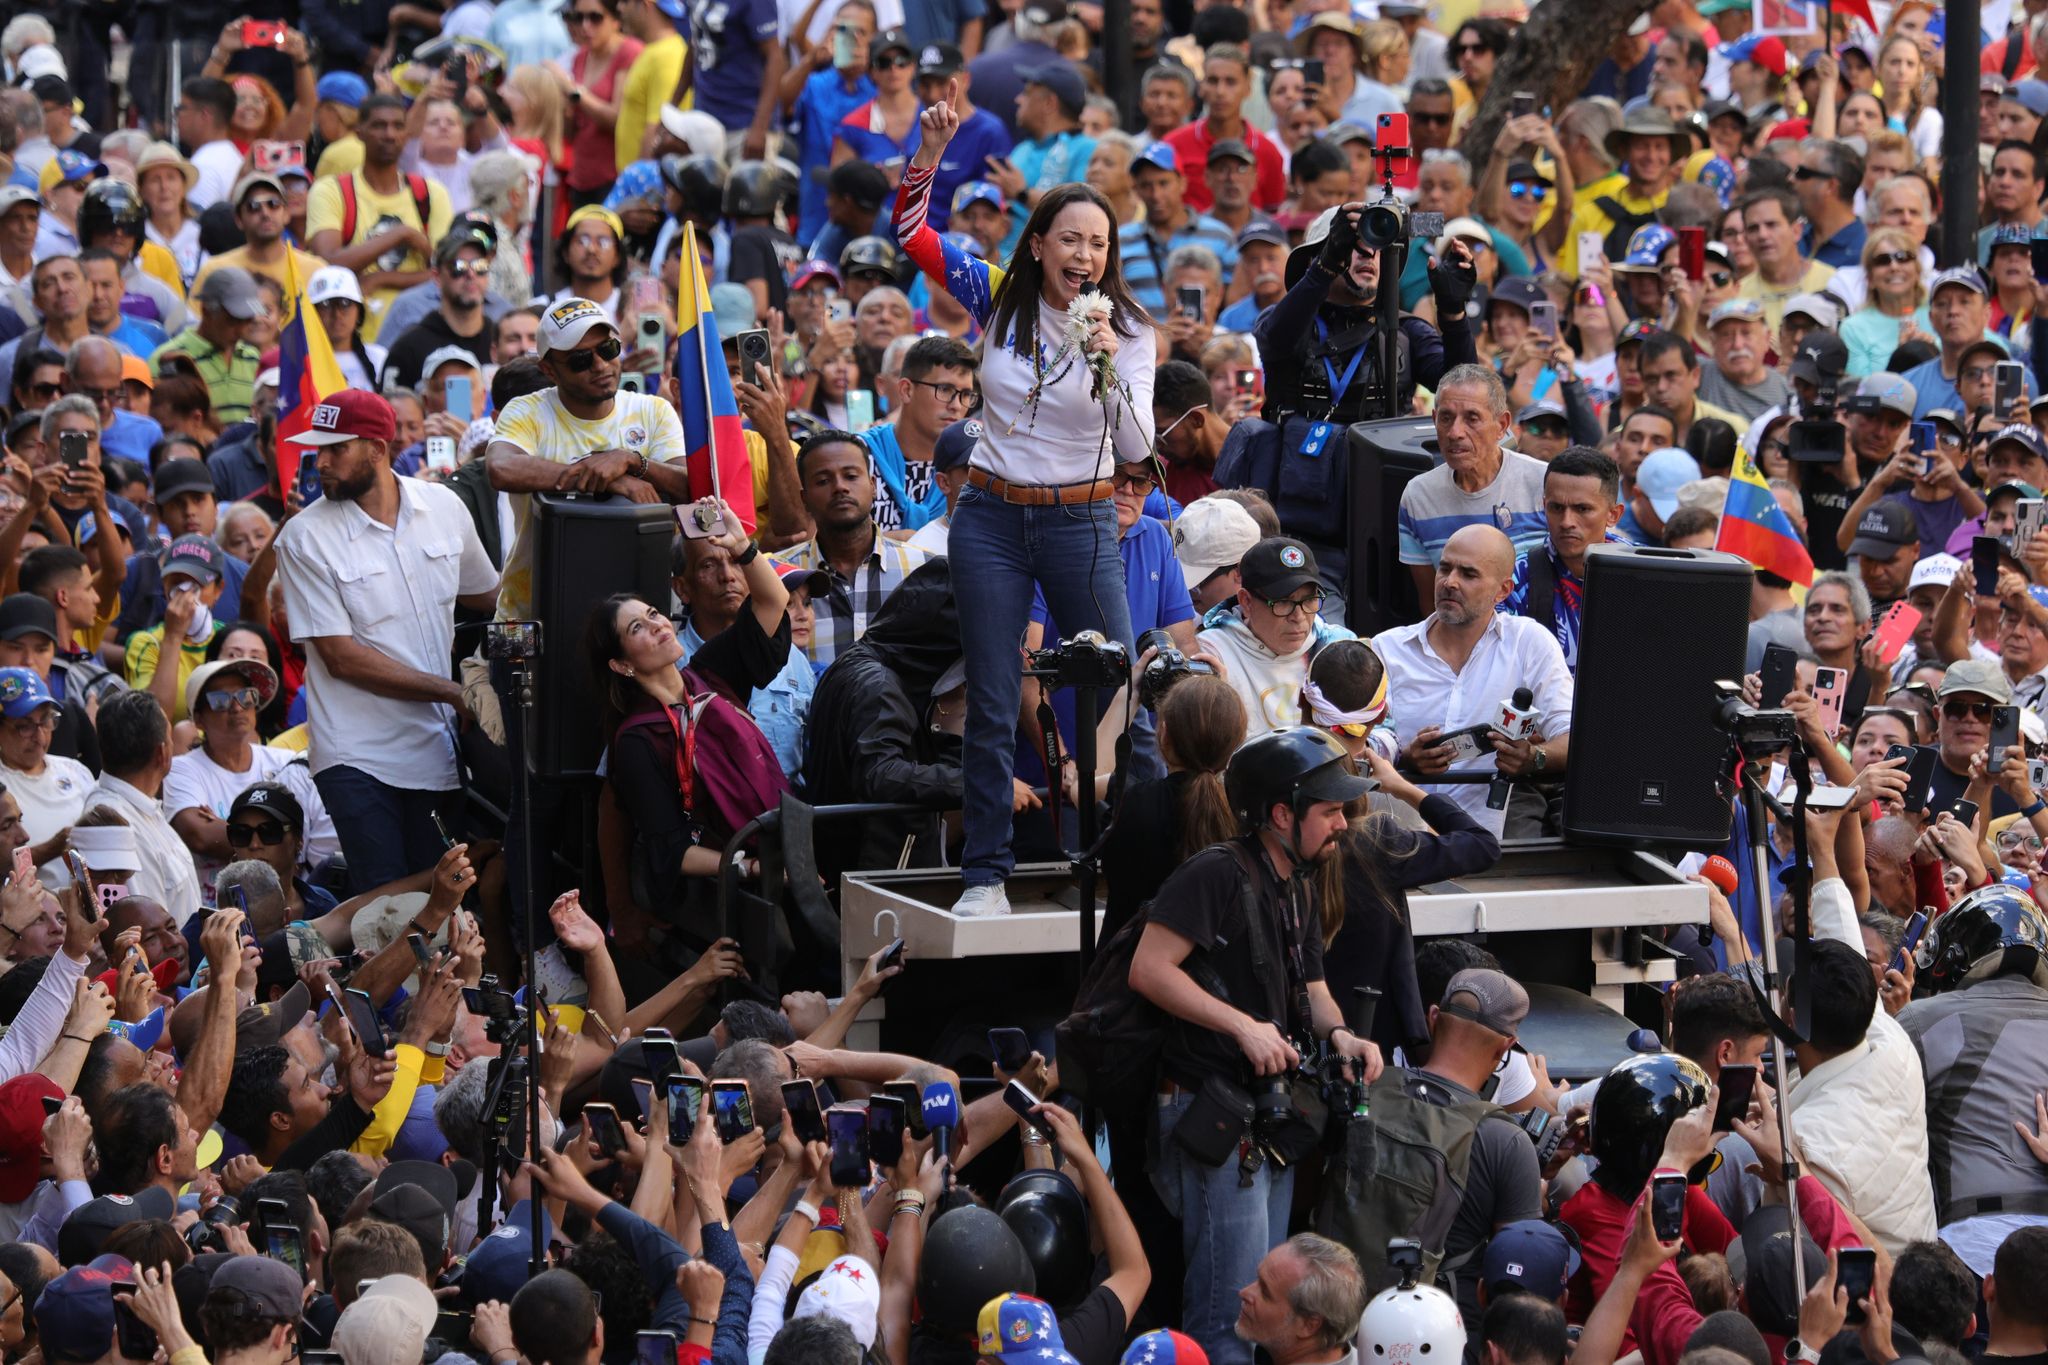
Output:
[1483, 1220, 1582, 1301]
[934, 418, 981, 474]
[35, 1255, 133, 1362]
[1020, 62, 1087, 116]
[462, 1200, 555, 1305]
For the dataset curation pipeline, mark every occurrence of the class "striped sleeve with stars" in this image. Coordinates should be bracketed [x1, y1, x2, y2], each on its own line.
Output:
[894, 162, 1002, 326]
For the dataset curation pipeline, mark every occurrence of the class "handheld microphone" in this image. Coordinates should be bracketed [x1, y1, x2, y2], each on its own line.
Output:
[1487, 688, 1538, 810]
[920, 1082, 960, 1163]
[1078, 281, 1100, 296]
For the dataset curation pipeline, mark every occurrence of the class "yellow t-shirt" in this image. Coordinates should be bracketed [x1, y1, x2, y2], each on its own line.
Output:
[304, 171, 454, 342]
[1558, 182, 1669, 281]
[617, 34, 688, 173]
[1738, 258, 1838, 336]
[124, 626, 214, 723]
[190, 245, 329, 323]
[490, 387, 688, 621]
[138, 241, 184, 301]
[315, 134, 365, 181]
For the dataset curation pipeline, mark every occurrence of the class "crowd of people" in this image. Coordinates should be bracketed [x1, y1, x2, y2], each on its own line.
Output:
[1, 2, 2048, 1365]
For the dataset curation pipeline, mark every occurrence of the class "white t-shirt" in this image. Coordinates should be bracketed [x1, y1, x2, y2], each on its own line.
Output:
[165, 744, 304, 895]
[189, 140, 244, 211]
[0, 755, 95, 882]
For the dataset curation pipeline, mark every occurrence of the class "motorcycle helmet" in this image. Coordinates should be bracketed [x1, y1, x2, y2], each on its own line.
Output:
[1358, 1281, 1465, 1362]
[1587, 1052, 1711, 1198]
[996, 1169, 1091, 1310]
[1918, 883, 2048, 993]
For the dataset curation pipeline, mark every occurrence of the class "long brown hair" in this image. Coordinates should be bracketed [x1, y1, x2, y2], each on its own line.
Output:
[985, 182, 1151, 363]
[1158, 675, 1245, 860]
[584, 592, 661, 740]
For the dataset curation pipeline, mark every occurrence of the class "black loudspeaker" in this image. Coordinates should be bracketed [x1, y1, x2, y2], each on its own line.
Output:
[1345, 417, 1440, 636]
[1563, 545, 1751, 848]
[530, 492, 675, 780]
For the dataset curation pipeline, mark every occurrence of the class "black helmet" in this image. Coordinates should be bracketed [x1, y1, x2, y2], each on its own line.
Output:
[78, 180, 146, 246]
[915, 1205, 1035, 1338]
[1223, 727, 1372, 831]
[662, 154, 726, 220]
[839, 235, 903, 281]
[1919, 884, 2048, 992]
[722, 160, 785, 219]
[1588, 1053, 1710, 1198]
[996, 1170, 1090, 1309]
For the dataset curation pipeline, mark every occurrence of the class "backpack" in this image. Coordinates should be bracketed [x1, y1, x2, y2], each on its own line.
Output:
[1594, 195, 1662, 264]
[1314, 1068, 1525, 1293]
[1054, 840, 1266, 1106]
[338, 172, 433, 247]
[617, 670, 792, 846]
[1212, 415, 1349, 581]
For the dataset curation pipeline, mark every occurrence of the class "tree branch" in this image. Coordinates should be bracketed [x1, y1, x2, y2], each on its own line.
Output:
[1456, 0, 1657, 183]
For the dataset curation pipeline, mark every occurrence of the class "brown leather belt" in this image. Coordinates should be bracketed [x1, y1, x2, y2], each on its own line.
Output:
[966, 467, 1115, 505]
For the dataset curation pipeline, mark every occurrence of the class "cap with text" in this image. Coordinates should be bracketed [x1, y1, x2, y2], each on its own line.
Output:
[540, 296, 615, 355]
[289, 390, 397, 447]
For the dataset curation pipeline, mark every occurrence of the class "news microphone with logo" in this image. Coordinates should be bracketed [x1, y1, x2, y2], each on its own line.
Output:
[1487, 688, 1538, 810]
[921, 1082, 960, 1163]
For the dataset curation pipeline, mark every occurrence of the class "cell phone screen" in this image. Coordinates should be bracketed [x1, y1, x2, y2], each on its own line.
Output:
[712, 1081, 755, 1142]
[266, 1225, 305, 1277]
[638, 1332, 680, 1365]
[827, 1106, 869, 1187]
[342, 988, 385, 1055]
[586, 1103, 627, 1158]
[667, 1077, 704, 1140]
[1838, 1248, 1878, 1323]
[1004, 1079, 1057, 1140]
[988, 1027, 1031, 1073]
[1649, 1173, 1687, 1241]
[867, 1095, 907, 1167]
[110, 1285, 157, 1361]
[1712, 1063, 1757, 1131]
[1974, 536, 2003, 597]
[782, 1079, 827, 1144]
[884, 1080, 927, 1135]
[1889, 910, 1928, 976]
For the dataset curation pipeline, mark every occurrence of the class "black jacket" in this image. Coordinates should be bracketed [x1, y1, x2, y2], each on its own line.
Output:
[803, 559, 962, 883]
[1253, 256, 1477, 424]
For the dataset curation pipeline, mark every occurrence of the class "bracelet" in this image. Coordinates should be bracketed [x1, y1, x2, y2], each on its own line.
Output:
[63, 1034, 94, 1043]
[632, 451, 649, 479]
[733, 542, 760, 567]
[687, 1316, 717, 1329]
[423, 1040, 451, 1057]
[893, 1197, 925, 1217]
[793, 1198, 820, 1224]
[2024, 798, 2046, 819]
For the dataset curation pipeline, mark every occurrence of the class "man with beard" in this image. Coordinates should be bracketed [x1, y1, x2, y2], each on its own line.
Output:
[277, 390, 498, 892]
[380, 224, 496, 391]
[770, 430, 931, 668]
[1500, 447, 1625, 675]
[1217, 222, 1288, 331]
[1129, 726, 1382, 1365]
[1373, 524, 1574, 837]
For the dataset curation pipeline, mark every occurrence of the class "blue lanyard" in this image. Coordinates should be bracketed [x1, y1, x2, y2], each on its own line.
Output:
[1315, 319, 1367, 400]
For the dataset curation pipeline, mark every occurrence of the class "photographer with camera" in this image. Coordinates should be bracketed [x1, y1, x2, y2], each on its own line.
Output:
[1128, 727, 1382, 1365]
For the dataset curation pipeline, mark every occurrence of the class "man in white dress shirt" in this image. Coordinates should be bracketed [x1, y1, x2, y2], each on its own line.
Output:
[85, 690, 203, 927]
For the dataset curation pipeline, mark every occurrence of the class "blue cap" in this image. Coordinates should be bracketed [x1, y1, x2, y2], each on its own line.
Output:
[951, 180, 1007, 215]
[978, 1295, 1077, 1365]
[934, 418, 981, 473]
[1121, 1331, 1208, 1364]
[1019, 61, 1088, 116]
[0, 667, 54, 720]
[35, 1255, 132, 1362]
[462, 1200, 555, 1304]
[1991, 222, 2037, 250]
[1483, 1220, 1582, 1301]
[46, 149, 106, 187]
[652, 0, 686, 17]
[940, 230, 985, 261]
[1619, 223, 1678, 271]
[2010, 79, 2048, 117]
[316, 71, 369, 107]
[1131, 141, 1179, 175]
[1638, 446, 1702, 521]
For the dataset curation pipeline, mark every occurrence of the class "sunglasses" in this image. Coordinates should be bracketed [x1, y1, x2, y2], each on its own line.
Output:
[202, 687, 262, 712]
[1869, 250, 1914, 268]
[1708, 270, 1732, 286]
[1508, 182, 1548, 201]
[241, 196, 284, 213]
[226, 819, 289, 848]
[445, 259, 491, 277]
[558, 335, 624, 372]
[567, 9, 608, 21]
[25, 381, 60, 400]
[1453, 42, 1489, 54]
[1410, 110, 1452, 125]
[872, 53, 912, 69]
[1942, 699, 1997, 721]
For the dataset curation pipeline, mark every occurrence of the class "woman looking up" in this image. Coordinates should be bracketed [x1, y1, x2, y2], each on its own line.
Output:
[895, 80, 1156, 919]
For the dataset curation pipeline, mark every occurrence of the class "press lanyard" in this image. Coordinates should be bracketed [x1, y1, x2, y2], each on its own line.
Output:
[1315, 319, 1366, 404]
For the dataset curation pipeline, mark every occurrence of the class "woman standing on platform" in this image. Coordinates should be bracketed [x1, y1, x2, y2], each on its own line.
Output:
[894, 81, 1156, 919]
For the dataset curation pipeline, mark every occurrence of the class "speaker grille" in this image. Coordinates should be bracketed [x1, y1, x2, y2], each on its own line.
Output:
[1563, 546, 1751, 847]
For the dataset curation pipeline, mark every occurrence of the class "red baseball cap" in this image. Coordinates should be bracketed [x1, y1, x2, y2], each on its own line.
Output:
[0, 1073, 64, 1202]
[289, 390, 397, 447]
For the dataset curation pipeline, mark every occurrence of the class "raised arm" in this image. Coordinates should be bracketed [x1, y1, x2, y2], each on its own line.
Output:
[896, 83, 1003, 324]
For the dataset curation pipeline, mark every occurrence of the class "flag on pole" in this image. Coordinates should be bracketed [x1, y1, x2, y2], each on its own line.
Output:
[274, 253, 349, 501]
[1785, 0, 1878, 40]
[674, 222, 757, 534]
[1716, 442, 1814, 587]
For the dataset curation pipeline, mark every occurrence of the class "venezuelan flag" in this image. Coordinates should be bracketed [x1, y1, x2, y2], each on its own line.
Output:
[675, 222, 757, 534]
[1716, 443, 1813, 587]
[275, 251, 349, 502]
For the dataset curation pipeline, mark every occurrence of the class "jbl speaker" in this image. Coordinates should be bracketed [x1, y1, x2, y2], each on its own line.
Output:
[529, 492, 675, 780]
[1344, 417, 1440, 636]
[1562, 545, 1751, 847]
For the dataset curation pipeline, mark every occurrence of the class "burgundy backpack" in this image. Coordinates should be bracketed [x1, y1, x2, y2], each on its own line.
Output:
[618, 671, 791, 844]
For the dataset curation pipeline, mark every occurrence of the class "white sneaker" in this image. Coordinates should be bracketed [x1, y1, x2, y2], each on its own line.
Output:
[950, 883, 1012, 917]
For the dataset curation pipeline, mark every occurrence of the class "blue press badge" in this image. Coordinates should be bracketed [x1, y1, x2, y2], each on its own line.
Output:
[1301, 421, 1335, 458]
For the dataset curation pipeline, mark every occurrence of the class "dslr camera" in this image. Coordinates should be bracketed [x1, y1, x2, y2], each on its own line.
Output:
[1710, 683, 1800, 747]
[1027, 630, 1129, 691]
[1360, 188, 1444, 250]
[1790, 377, 1846, 463]
[1135, 627, 1212, 709]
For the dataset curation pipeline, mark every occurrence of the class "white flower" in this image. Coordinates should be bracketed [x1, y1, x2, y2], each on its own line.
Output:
[1065, 291, 1114, 355]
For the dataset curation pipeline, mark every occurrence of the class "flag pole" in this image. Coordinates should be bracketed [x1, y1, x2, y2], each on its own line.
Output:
[684, 222, 725, 507]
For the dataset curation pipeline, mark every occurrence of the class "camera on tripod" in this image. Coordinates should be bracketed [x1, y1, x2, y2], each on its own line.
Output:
[1710, 683, 1800, 748]
[1135, 627, 1213, 709]
[1790, 375, 1846, 463]
[464, 974, 525, 1043]
[1026, 630, 1130, 691]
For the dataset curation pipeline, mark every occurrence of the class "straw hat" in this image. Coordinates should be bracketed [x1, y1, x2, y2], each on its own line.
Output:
[133, 141, 199, 196]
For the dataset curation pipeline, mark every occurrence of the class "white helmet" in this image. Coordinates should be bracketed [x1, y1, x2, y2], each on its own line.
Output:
[1357, 1282, 1467, 1362]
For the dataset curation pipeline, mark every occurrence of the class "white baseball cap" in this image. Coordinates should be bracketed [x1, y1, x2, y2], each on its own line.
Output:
[539, 296, 615, 355]
[1172, 496, 1262, 592]
[306, 265, 363, 307]
[1908, 552, 1961, 595]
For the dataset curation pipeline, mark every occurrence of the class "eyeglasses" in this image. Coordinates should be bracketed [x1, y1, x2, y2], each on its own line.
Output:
[566, 9, 608, 22]
[1962, 365, 1999, 382]
[74, 384, 117, 408]
[241, 196, 284, 213]
[1793, 166, 1835, 181]
[1111, 467, 1157, 493]
[1869, 250, 1914, 268]
[4, 712, 56, 733]
[910, 378, 974, 406]
[1264, 593, 1324, 617]
[1759, 438, 1789, 459]
[1708, 270, 1732, 286]
[558, 335, 624, 372]
[201, 687, 261, 712]
[1999, 829, 2046, 851]
[445, 260, 491, 278]
[1508, 182, 1548, 201]
[1942, 699, 1997, 721]
[226, 818, 289, 848]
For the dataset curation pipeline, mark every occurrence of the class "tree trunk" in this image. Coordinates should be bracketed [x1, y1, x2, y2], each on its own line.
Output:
[1456, 0, 1658, 181]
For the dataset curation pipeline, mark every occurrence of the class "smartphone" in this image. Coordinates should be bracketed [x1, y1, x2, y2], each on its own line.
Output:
[782, 1079, 827, 1144]
[441, 375, 474, 425]
[1759, 643, 1799, 709]
[1529, 299, 1558, 339]
[432, 810, 456, 850]
[40, 1094, 61, 1116]
[1711, 1063, 1757, 1132]
[1376, 112, 1416, 190]
[58, 430, 87, 470]
[1974, 535, 2004, 597]
[585, 1102, 628, 1159]
[255, 1196, 290, 1233]
[826, 1104, 870, 1186]
[641, 1034, 679, 1091]
[1904, 745, 1939, 813]
[827, 295, 853, 324]
[62, 850, 96, 922]
[241, 18, 286, 47]
[2021, 498, 2048, 555]
[10, 842, 30, 886]
[1889, 910, 1929, 976]
[618, 372, 647, 396]
[636, 315, 668, 367]
[110, 1284, 157, 1361]
[1579, 230, 1605, 266]
[988, 1027, 1032, 1073]
[711, 1079, 755, 1143]
[1838, 1247, 1878, 1324]
[638, 1331, 680, 1365]
[1677, 225, 1706, 282]
[884, 1080, 927, 1135]
[1991, 704, 2022, 772]
[867, 1093, 908, 1167]
[405, 932, 435, 974]
[304, 1355, 345, 1365]
[342, 988, 385, 1055]
[676, 497, 731, 541]
[2035, 238, 2048, 285]
[1509, 89, 1535, 120]
[1233, 366, 1262, 402]
[879, 937, 906, 971]
[1004, 1078, 1058, 1141]
[667, 1076, 704, 1141]
[1812, 666, 1848, 739]
[733, 327, 772, 389]
[1872, 601, 1922, 665]
[1303, 58, 1325, 89]
[1649, 1172, 1687, 1241]
[265, 1224, 306, 1277]
[831, 21, 858, 66]
[1175, 285, 1204, 321]
[846, 388, 876, 432]
[1952, 798, 1982, 829]
[1999, 360, 2027, 418]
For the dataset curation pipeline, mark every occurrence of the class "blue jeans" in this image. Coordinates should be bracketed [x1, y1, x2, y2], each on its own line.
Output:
[312, 765, 456, 894]
[949, 486, 1134, 886]
[1153, 1091, 1294, 1365]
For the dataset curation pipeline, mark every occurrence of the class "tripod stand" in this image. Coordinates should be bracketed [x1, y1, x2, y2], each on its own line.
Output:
[488, 621, 547, 1275]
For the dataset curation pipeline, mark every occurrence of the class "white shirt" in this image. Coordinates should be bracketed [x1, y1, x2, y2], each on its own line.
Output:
[906, 515, 950, 555]
[86, 773, 204, 927]
[164, 744, 337, 897]
[1369, 611, 1575, 835]
[188, 139, 244, 211]
[0, 754, 93, 881]
[275, 476, 499, 789]
[779, 0, 903, 44]
[975, 297, 1157, 486]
